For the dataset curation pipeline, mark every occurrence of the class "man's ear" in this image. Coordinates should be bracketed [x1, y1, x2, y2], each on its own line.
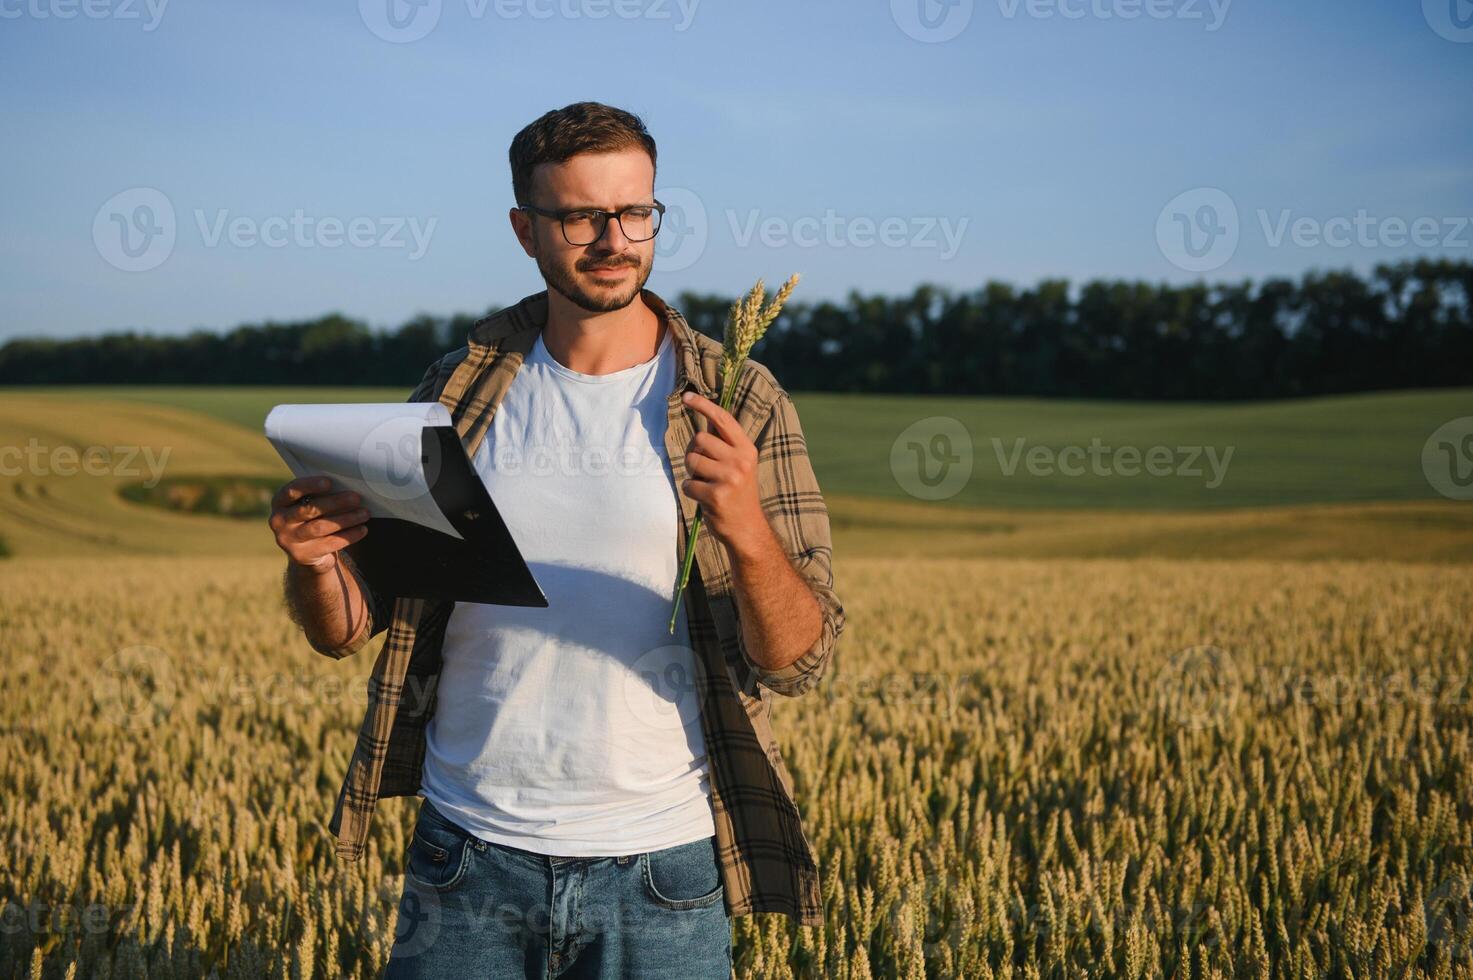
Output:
[509, 208, 537, 258]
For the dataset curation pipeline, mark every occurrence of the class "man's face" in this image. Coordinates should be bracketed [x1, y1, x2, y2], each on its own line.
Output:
[513, 148, 657, 313]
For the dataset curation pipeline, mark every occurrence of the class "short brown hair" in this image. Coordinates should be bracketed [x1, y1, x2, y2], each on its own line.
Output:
[508, 101, 658, 208]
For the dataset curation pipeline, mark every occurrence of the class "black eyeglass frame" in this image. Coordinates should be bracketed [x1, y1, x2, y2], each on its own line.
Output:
[516, 198, 666, 246]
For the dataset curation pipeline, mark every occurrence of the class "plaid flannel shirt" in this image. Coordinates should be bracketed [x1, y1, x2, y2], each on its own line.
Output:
[309, 287, 844, 926]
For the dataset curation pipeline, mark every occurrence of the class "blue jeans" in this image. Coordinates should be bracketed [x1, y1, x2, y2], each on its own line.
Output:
[384, 798, 733, 979]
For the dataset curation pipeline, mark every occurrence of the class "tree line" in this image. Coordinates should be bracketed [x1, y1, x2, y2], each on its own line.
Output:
[2, 259, 1468, 399]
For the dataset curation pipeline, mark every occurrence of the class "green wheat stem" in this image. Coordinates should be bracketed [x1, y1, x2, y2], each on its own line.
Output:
[667, 370, 741, 632]
[668, 273, 799, 634]
[667, 503, 704, 632]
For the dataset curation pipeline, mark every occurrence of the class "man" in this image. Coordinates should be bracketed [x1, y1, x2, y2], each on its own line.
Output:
[268, 102, 844, 978]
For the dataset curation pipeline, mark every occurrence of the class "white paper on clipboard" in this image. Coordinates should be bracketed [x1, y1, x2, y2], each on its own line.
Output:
[264, 402, 465, 540]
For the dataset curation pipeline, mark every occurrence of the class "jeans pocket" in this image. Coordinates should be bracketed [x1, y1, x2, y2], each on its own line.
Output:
[404, 803, 472, 892]
[640, 837, 725, 911]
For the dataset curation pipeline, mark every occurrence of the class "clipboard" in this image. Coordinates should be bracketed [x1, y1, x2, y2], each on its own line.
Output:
[265, 404, 547, 608]
[345, 425, 547, 607]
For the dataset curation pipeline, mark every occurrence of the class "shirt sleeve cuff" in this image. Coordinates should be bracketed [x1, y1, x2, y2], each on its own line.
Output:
[307, 607, 375, 659]
[754, 581, 844, 697]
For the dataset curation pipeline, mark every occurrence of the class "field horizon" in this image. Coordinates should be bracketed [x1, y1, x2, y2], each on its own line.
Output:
[1, 385, 1469, 563]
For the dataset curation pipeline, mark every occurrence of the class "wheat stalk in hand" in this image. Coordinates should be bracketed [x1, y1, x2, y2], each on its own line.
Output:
[668, 273, 800, 633]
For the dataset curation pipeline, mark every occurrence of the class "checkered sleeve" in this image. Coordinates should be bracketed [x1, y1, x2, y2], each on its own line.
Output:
[747, 389, 845, 697]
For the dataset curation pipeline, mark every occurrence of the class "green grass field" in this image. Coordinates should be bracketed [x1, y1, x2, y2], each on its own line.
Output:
[2, 386, 1470, 561]
[22, 384, 1472, 509]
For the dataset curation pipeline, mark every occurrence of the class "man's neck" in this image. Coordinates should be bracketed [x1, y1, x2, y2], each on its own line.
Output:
[541, 289, 664, 376]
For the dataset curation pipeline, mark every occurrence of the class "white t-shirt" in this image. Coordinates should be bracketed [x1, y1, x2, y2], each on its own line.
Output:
[420, 322, 715, 856]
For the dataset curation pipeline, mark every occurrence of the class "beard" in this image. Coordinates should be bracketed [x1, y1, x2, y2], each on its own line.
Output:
[536, 247, 652, 314]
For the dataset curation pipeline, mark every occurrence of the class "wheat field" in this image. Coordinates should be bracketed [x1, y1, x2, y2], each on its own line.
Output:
[3, 553, 1471, 978]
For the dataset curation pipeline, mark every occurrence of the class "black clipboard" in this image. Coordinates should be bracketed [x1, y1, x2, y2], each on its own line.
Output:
[344, 425, 547, 607]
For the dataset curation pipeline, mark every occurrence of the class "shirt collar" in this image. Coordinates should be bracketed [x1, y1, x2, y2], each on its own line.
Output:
[467, 286, 715, 400]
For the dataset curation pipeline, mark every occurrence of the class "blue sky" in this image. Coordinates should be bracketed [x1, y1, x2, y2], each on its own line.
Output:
[1, 0, 1470, 339]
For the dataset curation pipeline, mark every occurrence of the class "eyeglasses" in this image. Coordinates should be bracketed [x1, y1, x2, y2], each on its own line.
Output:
[518, 199, 665, 246]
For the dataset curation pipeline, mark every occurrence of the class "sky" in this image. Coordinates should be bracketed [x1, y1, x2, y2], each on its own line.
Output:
[1, 0, 1470, 339]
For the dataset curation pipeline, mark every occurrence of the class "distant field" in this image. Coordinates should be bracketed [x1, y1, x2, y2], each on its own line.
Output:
[1, 386, 1470, 561]
[15, 384, 1472, 510]
[802, 387, 1473, 510]
[37, 385, 410, 432]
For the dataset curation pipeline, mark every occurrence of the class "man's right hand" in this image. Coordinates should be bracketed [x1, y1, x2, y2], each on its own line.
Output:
[269, 476, 371, 574]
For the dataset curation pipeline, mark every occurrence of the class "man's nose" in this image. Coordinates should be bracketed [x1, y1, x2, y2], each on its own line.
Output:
[592, 213, 630, 250]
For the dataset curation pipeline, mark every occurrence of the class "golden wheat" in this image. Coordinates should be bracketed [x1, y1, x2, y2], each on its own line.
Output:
[2, 555, 1471, 978]
[719, 273, 799, 390]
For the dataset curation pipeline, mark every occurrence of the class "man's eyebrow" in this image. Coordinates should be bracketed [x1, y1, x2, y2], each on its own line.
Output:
[557, 200, 655, 211]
